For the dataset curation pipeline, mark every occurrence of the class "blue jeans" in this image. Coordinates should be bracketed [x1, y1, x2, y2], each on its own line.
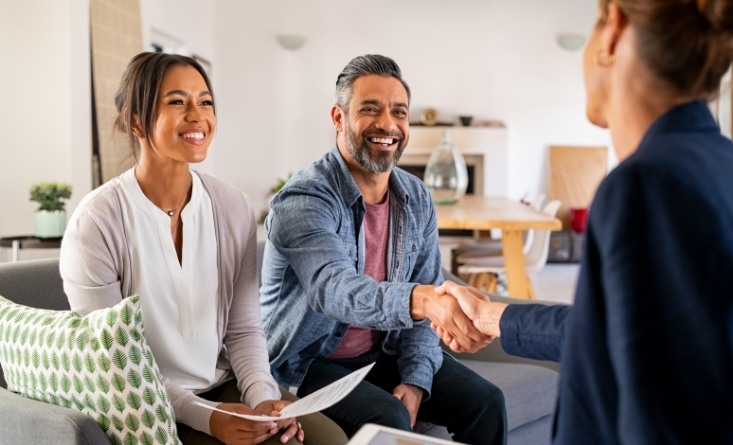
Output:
[298, 349, 507, 445]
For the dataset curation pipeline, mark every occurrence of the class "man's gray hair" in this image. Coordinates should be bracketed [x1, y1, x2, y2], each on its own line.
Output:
[335, 54, 411, 109]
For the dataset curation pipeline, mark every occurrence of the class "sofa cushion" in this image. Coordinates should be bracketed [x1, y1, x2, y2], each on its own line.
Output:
[0, 387, 110, 444]
[0, 258, 69, 311]
[458, 360, 558, 431]
[0, 294, 180, 445]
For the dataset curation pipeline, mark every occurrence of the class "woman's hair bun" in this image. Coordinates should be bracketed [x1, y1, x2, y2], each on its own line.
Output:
[697, 0, 733, 34]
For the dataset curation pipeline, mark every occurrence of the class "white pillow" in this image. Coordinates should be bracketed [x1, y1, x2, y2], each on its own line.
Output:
[0, 294, 181, 445]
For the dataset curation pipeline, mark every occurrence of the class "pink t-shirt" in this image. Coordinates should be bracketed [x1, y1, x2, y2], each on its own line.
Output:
[329, 197, 390, 359]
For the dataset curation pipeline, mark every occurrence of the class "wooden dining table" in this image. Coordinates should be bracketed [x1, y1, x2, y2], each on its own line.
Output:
[435, 195, 562, 299]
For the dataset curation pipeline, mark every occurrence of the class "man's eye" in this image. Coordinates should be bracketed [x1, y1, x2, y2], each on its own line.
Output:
[201, 100, 214, 107]
[361, 107, 378, 114]
[394, 109, 408, 118]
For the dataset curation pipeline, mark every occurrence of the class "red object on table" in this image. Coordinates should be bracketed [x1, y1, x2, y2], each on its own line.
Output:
[570, 207, 588, 233]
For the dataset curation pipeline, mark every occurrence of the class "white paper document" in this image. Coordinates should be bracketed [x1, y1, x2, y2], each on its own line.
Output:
[194, 362, 375, 422]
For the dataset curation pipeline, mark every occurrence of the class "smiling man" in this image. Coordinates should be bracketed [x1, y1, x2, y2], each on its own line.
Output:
[260, 54, 506, 445]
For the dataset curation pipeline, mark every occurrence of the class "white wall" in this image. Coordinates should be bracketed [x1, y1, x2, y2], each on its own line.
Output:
[140, 0, 215, 58]
[0, 0, 91, 239]
[210, 0, 613, 218]
[0, 0, 612, 241]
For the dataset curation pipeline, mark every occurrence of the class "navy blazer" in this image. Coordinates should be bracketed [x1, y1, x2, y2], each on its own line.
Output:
[501, 101, 733, 444]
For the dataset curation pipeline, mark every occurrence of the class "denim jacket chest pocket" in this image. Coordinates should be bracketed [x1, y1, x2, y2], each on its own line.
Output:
[397, 234, 426, 281]
[341, 237, 359, 269]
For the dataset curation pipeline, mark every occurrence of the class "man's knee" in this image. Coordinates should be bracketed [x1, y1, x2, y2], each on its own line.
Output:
[474, 380, 506, 415]
[484, 380, 505, 402]
[365, 395, 412, 430]
[465, 380, 507, 441]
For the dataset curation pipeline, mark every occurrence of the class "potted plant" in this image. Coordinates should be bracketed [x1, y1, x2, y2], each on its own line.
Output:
[29, 182, 72, 238]
[269, 173, 292, 196]
[259, 173, 292, 223]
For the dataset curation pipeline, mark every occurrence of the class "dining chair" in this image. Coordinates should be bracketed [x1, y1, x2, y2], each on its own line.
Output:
[449, 193, 546, 275]
[457, 199, 562, 299]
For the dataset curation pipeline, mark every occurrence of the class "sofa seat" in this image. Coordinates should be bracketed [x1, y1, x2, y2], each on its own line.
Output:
[415, 360, 557, 443]
[1, 253, 563, 445]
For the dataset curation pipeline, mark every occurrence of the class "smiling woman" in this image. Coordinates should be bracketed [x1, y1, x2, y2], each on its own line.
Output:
[58, 51, 347, 445]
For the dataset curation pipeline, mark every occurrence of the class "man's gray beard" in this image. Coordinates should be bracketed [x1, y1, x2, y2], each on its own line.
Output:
[350, 144, 401, 173]
[345, 131, 405, 174]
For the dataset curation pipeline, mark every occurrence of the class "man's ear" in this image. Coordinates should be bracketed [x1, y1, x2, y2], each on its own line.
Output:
[331, 105, 345, 132]
[601, 2, 628, 57]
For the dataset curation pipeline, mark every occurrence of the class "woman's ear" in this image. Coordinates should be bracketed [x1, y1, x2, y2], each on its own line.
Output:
[131, 114, 143, 138]
[601, 2, 628, 57]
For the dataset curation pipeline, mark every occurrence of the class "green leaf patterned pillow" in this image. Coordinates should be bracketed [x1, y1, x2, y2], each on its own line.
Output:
[0, 294, 181, 445]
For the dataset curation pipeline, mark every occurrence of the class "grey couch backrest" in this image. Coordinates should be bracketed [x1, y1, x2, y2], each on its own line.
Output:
[0, 258, 68, 388]
[0, 260, 111, 444]
[0, 258, 68, 310]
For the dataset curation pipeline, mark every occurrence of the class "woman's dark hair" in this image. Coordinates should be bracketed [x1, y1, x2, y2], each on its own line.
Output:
[597, 0, 733, 99]
[335, 54, 411, 110]
[113, 52, 215, 157]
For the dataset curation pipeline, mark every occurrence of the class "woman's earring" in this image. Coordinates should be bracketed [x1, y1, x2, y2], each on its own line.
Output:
[593, 50, 616, 67]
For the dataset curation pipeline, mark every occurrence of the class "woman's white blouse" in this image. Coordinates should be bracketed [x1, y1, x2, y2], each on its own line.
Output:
[119, 169, 225, 392]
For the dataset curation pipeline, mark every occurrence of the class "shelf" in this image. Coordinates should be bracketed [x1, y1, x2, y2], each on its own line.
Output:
[408, 126, 508, 152]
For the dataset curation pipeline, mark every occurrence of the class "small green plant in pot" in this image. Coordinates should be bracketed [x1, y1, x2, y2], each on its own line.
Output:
[270, 173, 292, 196]
[29, 182, 72, 238]
[259, 173, 293, 223]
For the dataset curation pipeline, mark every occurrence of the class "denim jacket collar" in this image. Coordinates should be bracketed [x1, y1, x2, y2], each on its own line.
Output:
[329, 145, 411, 210]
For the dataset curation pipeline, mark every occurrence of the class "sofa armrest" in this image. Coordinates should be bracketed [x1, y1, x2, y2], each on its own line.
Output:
[440, 268, 563, 372]
[0, 387, 110, 445]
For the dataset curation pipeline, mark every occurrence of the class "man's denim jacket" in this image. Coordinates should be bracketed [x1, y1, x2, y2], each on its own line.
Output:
[260, 146, 444, 396]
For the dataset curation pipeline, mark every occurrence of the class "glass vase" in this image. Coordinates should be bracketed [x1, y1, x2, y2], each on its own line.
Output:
[423, 130, 468, 205]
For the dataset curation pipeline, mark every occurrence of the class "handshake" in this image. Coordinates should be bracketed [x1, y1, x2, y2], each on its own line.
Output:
[414, 281, 509, 353]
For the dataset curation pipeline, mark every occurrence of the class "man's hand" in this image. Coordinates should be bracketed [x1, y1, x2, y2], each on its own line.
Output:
[392, 384, 424, 428]
[411, 284, 493, 353]
[432, 281, 508, 352]
[209, 403, 278, 445]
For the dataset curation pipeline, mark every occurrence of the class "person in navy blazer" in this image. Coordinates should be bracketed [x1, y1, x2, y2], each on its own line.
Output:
[434, 0, 733, 443]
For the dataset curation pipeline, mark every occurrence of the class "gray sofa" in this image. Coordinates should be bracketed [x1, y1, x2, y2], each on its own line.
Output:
[0, 256, 562, 445]
[0, 258, 110, 445]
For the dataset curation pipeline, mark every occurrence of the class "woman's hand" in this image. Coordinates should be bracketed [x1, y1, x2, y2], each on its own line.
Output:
[432, 281, 507, 352]
[209, 403, 279, 445]
[256, 399, 305, 443]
